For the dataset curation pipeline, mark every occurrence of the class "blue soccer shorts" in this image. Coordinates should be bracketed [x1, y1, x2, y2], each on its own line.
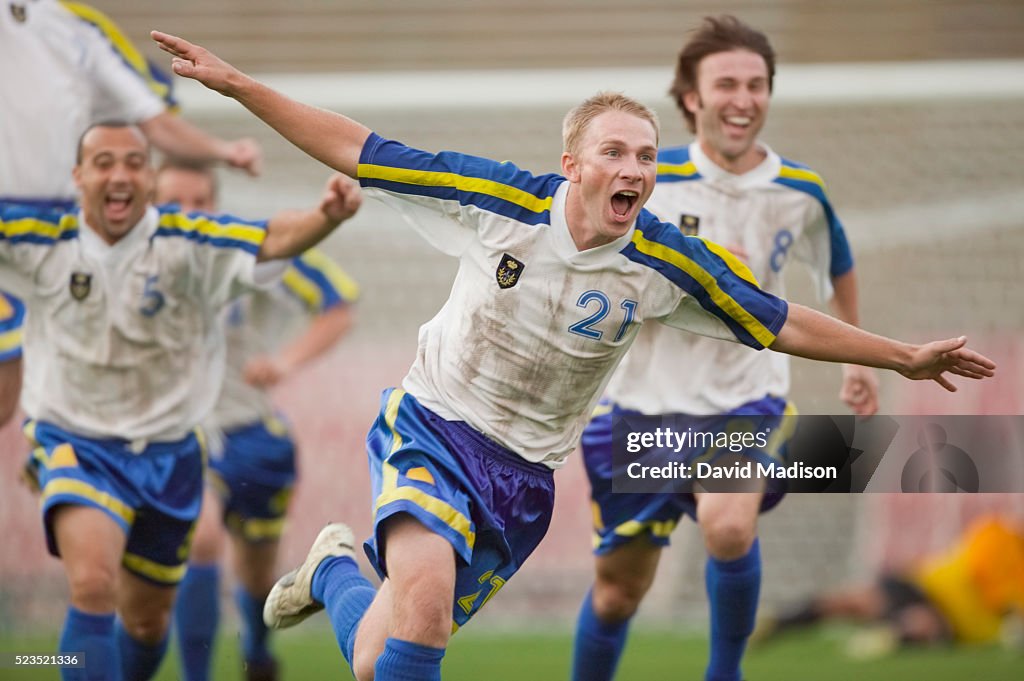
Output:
[582, 395, 795, 555]
[24, 419, 204, 586]
[207, 416, 297, 543]
[364, 388, 555, 632]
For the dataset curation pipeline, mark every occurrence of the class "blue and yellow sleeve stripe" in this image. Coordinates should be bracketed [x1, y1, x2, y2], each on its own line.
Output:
[282, 248, 360, 313]
[154, 207, 267, 255]
[623, 211, 788, 349]
[774, 158, 853, 277]
[656, 145, 702, 183]
[357, 133, 563, 226]
[60, 1, 179, 110]
[0, 292, 25, 362]
[0, 203, 79, 245]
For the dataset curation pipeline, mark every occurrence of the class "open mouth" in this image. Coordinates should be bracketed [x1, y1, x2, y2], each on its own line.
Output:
[723, 115, 752, 134]
[104, 192, 133, 220]
[611, 190, 638, 219]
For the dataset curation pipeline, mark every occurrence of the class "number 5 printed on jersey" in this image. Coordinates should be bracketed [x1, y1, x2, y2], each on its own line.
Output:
[139, 275, 166, 317]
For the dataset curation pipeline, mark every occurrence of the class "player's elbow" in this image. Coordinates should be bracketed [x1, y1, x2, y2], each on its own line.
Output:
[256, 233, 287, 262]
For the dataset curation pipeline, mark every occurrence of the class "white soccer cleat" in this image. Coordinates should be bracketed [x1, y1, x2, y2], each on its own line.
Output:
[263, 522, 355, 629]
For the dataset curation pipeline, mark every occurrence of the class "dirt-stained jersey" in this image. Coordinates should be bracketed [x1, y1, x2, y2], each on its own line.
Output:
[357, 134, 789, 467]
[0, 202, 267, 443]
[605, 142, 852, 415]
[214, 249, 359, 431]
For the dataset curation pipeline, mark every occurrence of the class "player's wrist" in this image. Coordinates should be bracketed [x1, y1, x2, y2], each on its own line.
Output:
[891, 342, 919, 376]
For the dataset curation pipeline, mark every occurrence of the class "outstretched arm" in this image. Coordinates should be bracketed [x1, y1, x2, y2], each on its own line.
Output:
[770, 303, 995, 392]
[258, 174, 363, 261]
[151, 31, 370, 177]
[140, 111, 263, 176]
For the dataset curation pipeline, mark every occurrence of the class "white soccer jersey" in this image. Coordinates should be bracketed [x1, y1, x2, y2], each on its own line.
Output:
[214, 250, 359, 431]
[0, 0, 165, 202]
[357, 134, 789, 467]
[0, 203, 268, 443]
[605, 142, 853, 415]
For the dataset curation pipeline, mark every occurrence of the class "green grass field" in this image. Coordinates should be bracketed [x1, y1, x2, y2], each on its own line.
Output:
[1, 627, 1021, 680]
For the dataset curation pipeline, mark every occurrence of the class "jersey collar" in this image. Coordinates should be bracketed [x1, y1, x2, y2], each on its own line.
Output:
[79, 205, 159, 262]
[549, 181, 636, 264]
[689, 141, 781, 190]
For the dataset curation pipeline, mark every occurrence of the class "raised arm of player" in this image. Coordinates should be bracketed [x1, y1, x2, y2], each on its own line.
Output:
[770, 303, 996, 392]
[151, 31, 370, 178]
[258, 174, 362, 261]
[140, 111, 263, 176]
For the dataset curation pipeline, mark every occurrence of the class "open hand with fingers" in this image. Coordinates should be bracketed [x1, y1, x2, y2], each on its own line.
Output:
[151, 30, 245, 95]
[899, 336, 996, 391]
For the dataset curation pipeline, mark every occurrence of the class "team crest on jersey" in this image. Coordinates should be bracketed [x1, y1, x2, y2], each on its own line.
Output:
[9, 3, 27, 22]
[678, 214, 700, 236]
[69, 272, 92, 301]
[495, 253, 525, 289]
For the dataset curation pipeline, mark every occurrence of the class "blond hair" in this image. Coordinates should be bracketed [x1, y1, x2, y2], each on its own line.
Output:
[562, 92, 659, 156]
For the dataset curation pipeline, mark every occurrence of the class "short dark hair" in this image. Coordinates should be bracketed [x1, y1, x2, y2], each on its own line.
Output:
[668, 15, 776, 133]
[156, 157, 220, 203]
[75, 120, 147, 164]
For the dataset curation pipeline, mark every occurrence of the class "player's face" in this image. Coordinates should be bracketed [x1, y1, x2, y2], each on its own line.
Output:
[561, 110, 658, 250]
[73, 126, 154, 245]
[154, 168, 217, 212]
[686, 49, 770, 173]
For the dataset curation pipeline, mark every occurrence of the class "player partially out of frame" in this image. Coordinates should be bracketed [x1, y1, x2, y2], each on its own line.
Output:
[0, 122, 361, 681]
[757, 515, 1024, 653]
[154, 160, 359, 681]
[151, 30, 995, 681]
[0, 0, 262, 435]
[572, 16, 876, 681]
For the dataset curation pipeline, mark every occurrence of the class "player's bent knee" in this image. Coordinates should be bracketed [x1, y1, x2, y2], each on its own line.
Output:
[187, 538, 223, 565]
[187, 519, 225, 564]
[701, 516, 757, 561]
[120, 610, 172, 645]
[66, 565, 119, 612]
[592, 576, 647, 622]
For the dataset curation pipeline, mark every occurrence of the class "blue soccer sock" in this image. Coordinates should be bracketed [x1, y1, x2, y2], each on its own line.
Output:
[174, 563, 220, 681]
[234, 585, 273, 666]
[116, 621, 169, 681]
[59, 607, 119, 681]
[374, 637, 445, 681]
[311, 555, 377, 669]
[571, 587, 631, 681]
[705, 538, 761, 681]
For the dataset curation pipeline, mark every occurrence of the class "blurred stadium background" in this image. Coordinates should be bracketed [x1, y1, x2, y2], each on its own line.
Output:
[2, 0, 1023, 677]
